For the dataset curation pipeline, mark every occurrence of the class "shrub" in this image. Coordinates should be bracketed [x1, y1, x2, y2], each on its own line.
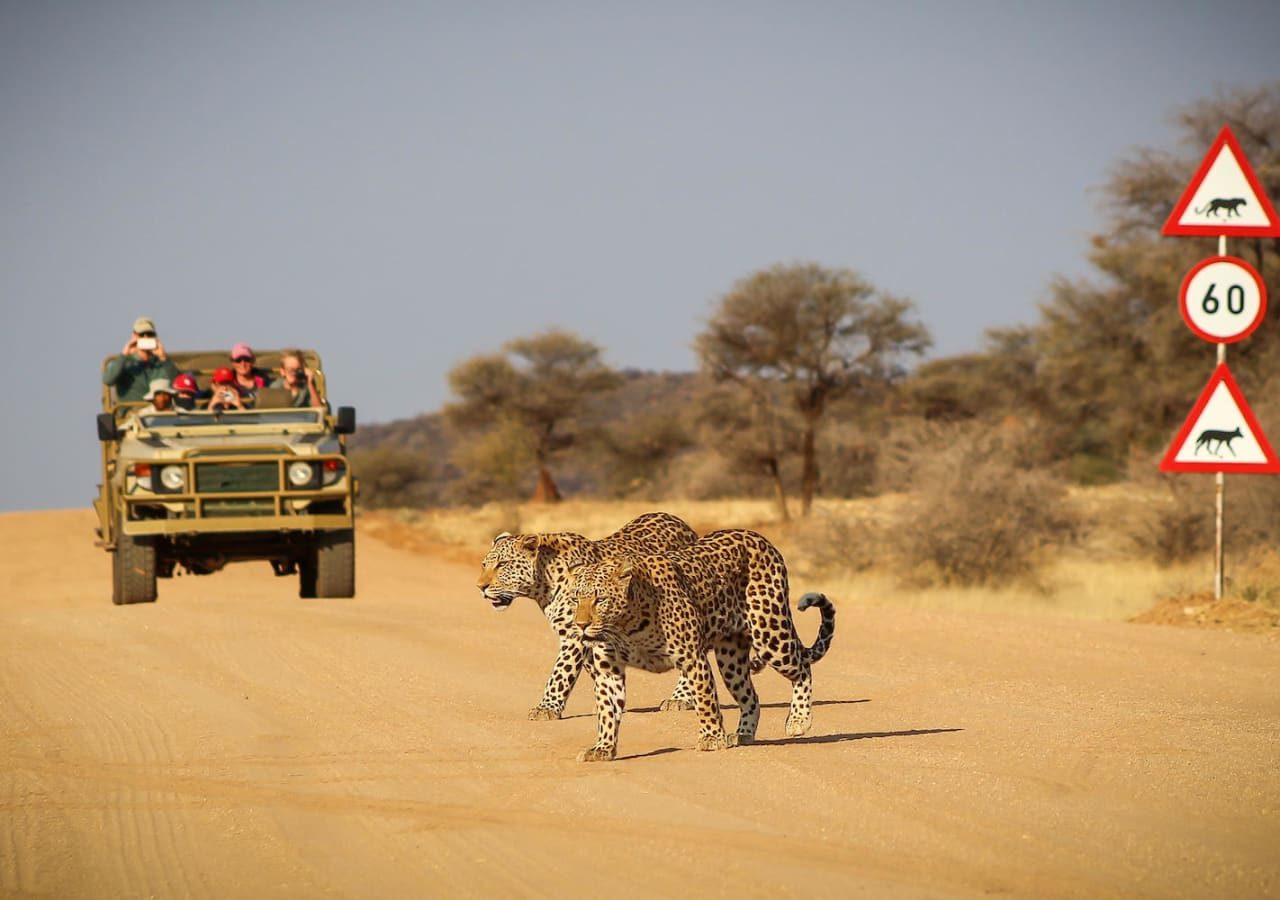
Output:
[890, 434, 1082, 586]
[1121, 473, 1213, 566]
[348, 445, 439, 509]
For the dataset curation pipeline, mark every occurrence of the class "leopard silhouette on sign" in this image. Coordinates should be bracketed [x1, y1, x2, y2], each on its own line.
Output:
[1194, 197, 1247, 218]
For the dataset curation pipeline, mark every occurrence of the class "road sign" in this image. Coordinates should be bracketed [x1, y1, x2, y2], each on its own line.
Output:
[1162, 126, 1280, 237]
[1160, 363, 1280, 473]
[1178, 255, 1268, 343]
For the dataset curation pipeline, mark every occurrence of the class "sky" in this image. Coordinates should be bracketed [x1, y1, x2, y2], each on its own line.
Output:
[3, 1, 1280, 511]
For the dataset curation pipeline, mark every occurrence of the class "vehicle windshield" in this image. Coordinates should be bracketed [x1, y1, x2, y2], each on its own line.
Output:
[138, 409, 324, 429]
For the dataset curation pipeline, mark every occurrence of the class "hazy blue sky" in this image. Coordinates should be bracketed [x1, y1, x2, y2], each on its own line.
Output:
[3, 2, 1279, 511]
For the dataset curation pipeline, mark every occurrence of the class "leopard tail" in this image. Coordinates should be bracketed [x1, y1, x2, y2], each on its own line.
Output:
[796, 592, 836, 664]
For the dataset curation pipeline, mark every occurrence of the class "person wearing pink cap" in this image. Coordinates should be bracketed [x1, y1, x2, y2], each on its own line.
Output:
[228, 342, 267, 405]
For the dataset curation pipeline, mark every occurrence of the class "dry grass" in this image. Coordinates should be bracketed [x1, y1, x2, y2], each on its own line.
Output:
[362, 488, 1275, 623]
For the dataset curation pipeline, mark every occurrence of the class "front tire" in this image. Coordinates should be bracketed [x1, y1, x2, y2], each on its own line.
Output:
[313, 529, 355, 598]
[112, 527, 157, 605]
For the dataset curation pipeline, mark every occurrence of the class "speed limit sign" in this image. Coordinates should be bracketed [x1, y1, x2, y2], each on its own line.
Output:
[1178, 255, 1267, 344]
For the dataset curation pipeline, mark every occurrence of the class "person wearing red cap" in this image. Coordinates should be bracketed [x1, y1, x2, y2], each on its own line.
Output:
[228, 342, 267, 404]
[172, 372, 201, 410]
[208, 367, 245, 412]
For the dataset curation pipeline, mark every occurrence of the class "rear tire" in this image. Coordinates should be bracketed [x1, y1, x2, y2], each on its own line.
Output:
[112, 527, 157, 605]
[315, 529, 355, 598]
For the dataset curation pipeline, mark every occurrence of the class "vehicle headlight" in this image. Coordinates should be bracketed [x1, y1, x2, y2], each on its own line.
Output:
[287, 461, 317, 488]
[159, 465, 186, 492]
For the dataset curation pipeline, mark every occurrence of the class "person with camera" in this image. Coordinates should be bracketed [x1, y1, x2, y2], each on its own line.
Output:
[207, 367, 246, 412]
[103, 316, 179, 402]
[272, 349, 323, 408]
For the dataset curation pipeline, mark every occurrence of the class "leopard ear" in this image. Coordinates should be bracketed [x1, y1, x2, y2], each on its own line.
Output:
[519, 534, 540, 552]
[492, 531, 512, 544]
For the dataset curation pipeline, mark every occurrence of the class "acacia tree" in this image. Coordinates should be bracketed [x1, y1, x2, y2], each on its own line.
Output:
[696, 262, 932, 515]
[445, 329, 622, 501]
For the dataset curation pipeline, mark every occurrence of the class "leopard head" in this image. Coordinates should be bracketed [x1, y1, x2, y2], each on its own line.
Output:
[476, 532, 597, 610]
[476, 533, 542, 609]
[570, 558, 635, 641]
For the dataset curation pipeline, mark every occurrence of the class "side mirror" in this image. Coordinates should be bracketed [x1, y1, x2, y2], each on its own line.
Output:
[97, 412, 121, 442]
[334, 406, 356, 435]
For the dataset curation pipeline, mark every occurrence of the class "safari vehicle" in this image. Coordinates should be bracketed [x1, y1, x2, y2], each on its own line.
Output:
[94, 349, 357, 605]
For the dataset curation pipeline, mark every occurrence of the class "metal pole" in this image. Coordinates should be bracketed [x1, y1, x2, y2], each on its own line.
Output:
[1215, 234, 1226, 600]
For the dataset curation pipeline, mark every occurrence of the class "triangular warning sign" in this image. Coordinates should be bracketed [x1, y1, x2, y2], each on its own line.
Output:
[1162, 126, 1280, 237]
[1160, 363, 1280, 473]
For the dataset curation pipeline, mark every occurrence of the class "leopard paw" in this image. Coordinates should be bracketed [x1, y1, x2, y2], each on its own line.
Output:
[658, 698, 695, 712]
[696, 733, 736, 752]
[577, 746, 616, 762]
[784, 713, 812, 737]
[527, 706, 561, 721]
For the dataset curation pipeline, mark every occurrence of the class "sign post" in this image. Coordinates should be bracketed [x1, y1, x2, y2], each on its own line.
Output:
[1160, 126, 1280, 600]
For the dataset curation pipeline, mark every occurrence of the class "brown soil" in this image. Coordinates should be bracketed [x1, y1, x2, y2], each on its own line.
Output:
[1130, 591, 1280, 633]
[2, 509, 1278, 898]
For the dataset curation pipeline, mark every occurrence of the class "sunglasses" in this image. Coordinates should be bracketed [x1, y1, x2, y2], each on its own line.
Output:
[282, 366, 302, 374]
[137, 331, 157, 338]
[232, 356, 254, 363]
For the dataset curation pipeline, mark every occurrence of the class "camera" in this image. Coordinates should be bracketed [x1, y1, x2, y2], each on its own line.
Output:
[136, 337, 158, 351]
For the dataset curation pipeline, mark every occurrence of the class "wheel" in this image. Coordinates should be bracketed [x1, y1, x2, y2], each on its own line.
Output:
[112, 526, 157, 605]
[314, 529, 355, 598]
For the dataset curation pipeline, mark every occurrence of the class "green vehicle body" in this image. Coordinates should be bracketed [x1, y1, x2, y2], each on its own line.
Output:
[95, 349, 358, 605]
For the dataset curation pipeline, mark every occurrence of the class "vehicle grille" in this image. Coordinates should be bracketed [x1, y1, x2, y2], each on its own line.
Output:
[195, 462, 279, 493]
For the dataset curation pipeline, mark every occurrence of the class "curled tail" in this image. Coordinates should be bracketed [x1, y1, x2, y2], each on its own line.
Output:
[797, 592, 836, 664]
[748, 591, 837, 672]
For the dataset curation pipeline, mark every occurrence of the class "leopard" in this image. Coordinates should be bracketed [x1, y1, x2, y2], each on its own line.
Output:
[567, 528, 836, 762]
[1194, 197, 1247, 218]
[475, 511, 699, 721]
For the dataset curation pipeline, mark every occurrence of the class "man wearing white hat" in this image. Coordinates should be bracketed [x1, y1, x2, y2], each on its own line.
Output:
[103, 316, 178, 401]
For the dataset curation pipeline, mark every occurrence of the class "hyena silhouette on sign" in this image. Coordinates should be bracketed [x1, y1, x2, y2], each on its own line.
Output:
[1195, 426, 1243, 457]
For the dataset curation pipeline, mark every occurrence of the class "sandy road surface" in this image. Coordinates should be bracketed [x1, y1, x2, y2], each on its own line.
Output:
[1, 510, 1277, 898]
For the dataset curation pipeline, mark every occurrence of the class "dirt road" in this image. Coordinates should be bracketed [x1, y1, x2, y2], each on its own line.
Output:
[1, 510, 1277, 898]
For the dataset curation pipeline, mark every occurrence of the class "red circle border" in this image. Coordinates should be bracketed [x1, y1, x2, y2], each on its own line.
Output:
[1177, 255, 1268, 344]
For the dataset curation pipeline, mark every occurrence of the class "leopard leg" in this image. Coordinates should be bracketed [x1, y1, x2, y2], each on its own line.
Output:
[529, 631, 585, 720]
[714, 634, 760, 744]
[658, 674, 696, 712]
[782, 660, 813, 737]
[677, 652, 735, 752]
[767, 647, 813, 737]
[577, 645, 625, 762]
[750, 623, 813, 737]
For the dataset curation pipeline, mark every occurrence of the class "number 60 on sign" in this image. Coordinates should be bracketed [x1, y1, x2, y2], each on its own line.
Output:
[1178, 255, 1267, 344]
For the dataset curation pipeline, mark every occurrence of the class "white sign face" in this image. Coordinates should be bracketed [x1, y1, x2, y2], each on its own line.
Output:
[1161, 364, 1280, 473]
[1170, 381, 1270, 465]
[1178, 256, 1267, 343]
[1162, 126, 1280, 238]
[1174, 144, 1273, 229]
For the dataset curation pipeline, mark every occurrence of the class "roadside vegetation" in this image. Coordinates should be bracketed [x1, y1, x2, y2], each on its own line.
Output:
[352, 84, 1280, 611]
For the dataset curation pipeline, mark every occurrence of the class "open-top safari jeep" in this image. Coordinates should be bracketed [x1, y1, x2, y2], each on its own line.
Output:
[94, 349, 358, 605]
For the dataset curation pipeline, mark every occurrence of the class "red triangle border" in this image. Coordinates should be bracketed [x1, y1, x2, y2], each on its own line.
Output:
[1162, 126, 1280, 238]
[1160, 362, 1280, 473]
